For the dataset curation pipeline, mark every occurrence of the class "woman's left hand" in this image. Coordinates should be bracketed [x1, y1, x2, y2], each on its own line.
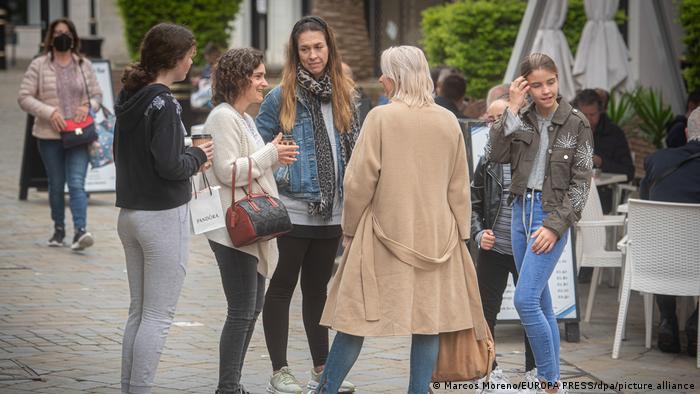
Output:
[342, 235, 353, 249]
[74, 105, 89, 123]
[531, 226, 558, 254]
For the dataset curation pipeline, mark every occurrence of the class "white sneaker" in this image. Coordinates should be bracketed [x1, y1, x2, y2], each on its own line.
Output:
[307, 368, 356, 393]
[474, 366, 520, 393]
[267, 367, 303, 394]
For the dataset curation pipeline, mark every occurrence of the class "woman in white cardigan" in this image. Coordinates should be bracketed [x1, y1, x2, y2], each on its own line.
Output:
[203, 48, 298, 394]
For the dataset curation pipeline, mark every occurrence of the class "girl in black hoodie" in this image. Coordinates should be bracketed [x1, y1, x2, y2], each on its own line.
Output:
[113, 23, 213, 394]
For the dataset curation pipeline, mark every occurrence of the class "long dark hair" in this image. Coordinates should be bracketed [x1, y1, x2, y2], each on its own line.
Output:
[43, 18, 81, 61]
[279, 16, 355, 133]
[121, 23, 196, 92]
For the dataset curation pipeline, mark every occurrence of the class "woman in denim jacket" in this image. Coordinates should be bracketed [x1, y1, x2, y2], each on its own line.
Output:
[488, 53, 593, 394]
[255, 16, 359, 394]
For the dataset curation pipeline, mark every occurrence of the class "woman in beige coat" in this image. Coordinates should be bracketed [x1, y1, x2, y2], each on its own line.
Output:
[316, 46, 488, 394]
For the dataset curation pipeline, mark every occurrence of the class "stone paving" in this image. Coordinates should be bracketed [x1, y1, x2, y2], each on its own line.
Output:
[1, 65, 699, 393]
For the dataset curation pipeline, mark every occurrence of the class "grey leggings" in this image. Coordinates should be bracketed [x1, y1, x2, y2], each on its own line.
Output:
[118, 204, 190, 394]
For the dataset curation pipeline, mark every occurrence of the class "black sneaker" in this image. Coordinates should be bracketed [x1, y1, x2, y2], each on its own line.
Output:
[48, 226, 65, 247]
[71, 229, 94, 251]
[657, 318, 681, 353]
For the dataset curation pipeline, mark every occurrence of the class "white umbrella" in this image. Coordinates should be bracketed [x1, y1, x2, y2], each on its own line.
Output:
[573, 0, 632, 92]
[530, 0, 576, 101]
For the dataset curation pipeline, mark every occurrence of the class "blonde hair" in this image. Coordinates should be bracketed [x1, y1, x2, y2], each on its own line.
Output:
[380, 46, 434, 108]
[279, 16, 356, 133]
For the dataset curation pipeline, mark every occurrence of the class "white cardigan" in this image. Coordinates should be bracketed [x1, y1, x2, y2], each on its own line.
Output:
[202, 103, 280, 278]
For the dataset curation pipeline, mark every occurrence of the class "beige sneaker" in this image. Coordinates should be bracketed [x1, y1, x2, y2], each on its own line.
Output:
[267, 367, 303, 394]
[307, 368, 356, 393]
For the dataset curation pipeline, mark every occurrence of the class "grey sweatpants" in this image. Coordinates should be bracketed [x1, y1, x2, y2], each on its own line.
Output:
[117, 204, 190, 394]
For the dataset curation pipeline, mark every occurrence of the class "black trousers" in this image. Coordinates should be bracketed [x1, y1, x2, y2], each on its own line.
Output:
[476, 248, 536, 371]
[209, 241, 265, 394]
[263, 232, 341, 371]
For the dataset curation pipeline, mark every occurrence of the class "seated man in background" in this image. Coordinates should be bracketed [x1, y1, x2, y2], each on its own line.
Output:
[666, 90, 700, 148]
[573, 89, 635, 213]
[190, 42, 223, 109]
[640, 107, 700, 357]
[435, 74, 467, 119]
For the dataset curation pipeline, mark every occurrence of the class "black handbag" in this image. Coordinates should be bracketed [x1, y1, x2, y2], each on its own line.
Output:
[226, 157, 292, 247]
[60, 62, 98, 149]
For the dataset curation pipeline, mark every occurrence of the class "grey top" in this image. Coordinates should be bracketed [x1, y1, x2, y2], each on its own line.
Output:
[503, 108, 553, 190]
[491, 164, 513, 255]
[282, 101, 342, 226]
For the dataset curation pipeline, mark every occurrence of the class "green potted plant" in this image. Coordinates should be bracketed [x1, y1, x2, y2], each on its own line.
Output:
[629, 87, 673, 149]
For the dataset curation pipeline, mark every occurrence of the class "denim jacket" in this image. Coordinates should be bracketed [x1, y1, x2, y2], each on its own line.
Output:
[255, 85, 348, 202]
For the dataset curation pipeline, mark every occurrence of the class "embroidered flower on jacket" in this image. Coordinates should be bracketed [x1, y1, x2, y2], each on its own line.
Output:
[553, 133, 577, 150]
[569, 182, 590, 213]
[519, 118, 536, 134]
[575, 141, 594, 170]
[144, 95, 166, 117]
[483, 138, 493, 161]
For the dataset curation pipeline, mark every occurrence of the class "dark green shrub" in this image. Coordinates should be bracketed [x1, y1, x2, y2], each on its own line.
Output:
[421, 0, 526, 98]
[681, 0, 700, 92]
[117, 0, 242, 64]
[421, 0, 626, 98]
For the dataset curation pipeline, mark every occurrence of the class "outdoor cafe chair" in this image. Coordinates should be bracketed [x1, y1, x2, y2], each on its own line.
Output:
[612, 199, 700, 368]
[575, 177, 626, 323]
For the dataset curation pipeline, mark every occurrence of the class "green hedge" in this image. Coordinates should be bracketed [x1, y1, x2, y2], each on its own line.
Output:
[421, 0, 625, 98]
[117, 0, 242, 64]
[681, 0, 700, 92]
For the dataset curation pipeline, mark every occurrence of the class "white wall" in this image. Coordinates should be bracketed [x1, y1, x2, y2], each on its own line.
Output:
[266, 0, 302, 70]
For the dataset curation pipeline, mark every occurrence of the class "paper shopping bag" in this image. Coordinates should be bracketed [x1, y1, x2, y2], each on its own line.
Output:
[189, 174, 225, 234]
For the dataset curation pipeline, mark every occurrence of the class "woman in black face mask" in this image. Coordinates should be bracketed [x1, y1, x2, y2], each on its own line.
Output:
[18, 18, 103, 251]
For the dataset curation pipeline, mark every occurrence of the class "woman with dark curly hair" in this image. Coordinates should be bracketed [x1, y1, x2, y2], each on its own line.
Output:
[202, 47, 298, 394]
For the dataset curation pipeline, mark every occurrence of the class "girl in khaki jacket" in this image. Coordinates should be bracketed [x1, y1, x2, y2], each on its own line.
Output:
[488, 53, 593, 394]
[316, 46, 489, 394]
[18, 18, 102, 251]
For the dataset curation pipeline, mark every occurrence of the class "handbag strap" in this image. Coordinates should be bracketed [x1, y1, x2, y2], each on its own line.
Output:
[231, 157, 273, 207]
[649, 152, 700, 191]
[77, 60, 91, 111]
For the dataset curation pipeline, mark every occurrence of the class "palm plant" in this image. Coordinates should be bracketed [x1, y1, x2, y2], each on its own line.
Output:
[607, 91, 635, 129]
[629, 87, 673, 149]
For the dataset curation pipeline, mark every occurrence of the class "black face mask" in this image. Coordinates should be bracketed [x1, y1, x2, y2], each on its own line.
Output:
[52, 33, 73, 52]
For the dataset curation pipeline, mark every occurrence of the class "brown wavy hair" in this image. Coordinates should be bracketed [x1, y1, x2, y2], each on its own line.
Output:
[211, 48, 263, 106]
[279, 16, 355, 133]
[121, 23, 196, 92]
[43, 18, 82, 61]
[519, 52, 558, 78]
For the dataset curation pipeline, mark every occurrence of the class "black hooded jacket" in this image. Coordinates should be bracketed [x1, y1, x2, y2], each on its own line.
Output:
[113, 84, 206, 210]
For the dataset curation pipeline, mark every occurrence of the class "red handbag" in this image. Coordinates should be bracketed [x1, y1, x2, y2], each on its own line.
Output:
[61, 115, 98, 149]
[226, 157, 292, 247]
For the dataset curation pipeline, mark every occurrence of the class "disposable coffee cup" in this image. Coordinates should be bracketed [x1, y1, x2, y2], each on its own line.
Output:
[191, 134, 213, 170]
[281, 134, 295, 146]
[191, 133, 212, 146]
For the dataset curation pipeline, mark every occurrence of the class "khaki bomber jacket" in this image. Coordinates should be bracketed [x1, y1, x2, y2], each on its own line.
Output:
[488, 99, 594, 238]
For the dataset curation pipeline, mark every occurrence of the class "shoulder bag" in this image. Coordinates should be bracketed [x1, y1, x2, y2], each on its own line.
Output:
[226, 157, 292, 247]
[60, 61, 98, 149]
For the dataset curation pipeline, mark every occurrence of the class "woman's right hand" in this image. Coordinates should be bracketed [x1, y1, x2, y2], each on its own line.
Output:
[271, 133, 299, 165]
[50, 110, 66, 132]
[509, 76, 529, 114]
[479, 229, 496, 251]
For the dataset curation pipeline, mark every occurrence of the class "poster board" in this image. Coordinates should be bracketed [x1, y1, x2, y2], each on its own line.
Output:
[65, 59, 116, 193]
[465, 120, 580, 322]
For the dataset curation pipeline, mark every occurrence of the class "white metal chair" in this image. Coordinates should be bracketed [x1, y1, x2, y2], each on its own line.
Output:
[612, 199, 700, 367]
[575, 177, 626, 322]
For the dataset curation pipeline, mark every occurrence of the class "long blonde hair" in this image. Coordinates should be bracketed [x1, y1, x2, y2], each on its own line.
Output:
[279, 16, 356, 133]
[380, 46, 434, 108]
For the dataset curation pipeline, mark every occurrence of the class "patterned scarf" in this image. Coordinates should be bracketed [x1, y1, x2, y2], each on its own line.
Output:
[296, 65, 359, 220]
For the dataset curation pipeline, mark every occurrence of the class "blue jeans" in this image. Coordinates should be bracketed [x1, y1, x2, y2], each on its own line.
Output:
[511, 192, 569, 384]
[37, 139, 89, 230]
[317, 332, 438, 393]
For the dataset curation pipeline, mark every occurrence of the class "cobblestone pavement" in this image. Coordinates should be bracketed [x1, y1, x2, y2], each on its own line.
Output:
[1, 65, 699, 393]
